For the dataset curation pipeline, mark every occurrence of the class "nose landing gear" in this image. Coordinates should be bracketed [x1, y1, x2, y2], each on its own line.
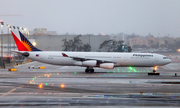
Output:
[148, 67, 160, 75]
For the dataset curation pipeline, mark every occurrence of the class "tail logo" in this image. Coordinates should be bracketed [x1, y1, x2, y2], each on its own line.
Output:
[19, 31, 41, 51]
[11, 30, 41, 51]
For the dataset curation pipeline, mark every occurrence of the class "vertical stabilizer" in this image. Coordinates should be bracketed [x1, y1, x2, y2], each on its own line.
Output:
[10, 30, 41, 51]
[19, 31, 41, 51]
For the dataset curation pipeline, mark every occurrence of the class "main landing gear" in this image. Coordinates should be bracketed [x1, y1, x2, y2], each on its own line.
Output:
[148, 67, 160, 75]
[85, 67, 94, 73]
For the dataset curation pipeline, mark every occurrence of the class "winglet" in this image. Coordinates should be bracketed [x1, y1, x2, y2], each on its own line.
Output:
[62, 53, 69, 57]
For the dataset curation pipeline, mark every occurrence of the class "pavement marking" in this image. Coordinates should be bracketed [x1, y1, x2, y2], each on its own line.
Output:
[166, 100, 171, 107]
[15, 98, 24, 103]
[165, 65, 177, 70]
[46, 99, 51, 102]
[15, 61, 36, 68]
[106, 99, 109, 103]
[136, 98, 139, 103]
[162, 93, 172, 96]
[76, 99, 79, 103]
[0, 78, 32, 97]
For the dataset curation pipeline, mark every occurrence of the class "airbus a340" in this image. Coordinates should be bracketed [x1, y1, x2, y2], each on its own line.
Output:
[10, 30, 171, 73]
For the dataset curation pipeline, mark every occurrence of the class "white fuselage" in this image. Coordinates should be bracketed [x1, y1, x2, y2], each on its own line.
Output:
[26, 51, 171, 67]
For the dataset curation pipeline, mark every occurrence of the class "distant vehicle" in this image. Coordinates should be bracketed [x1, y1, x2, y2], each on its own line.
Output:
[28, 65, 40, 69]
[11, 30, 171, 74]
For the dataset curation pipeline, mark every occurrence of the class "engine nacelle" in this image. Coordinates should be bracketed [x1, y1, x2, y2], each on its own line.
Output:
[82, 60, 97, 66]
[100, 63, 114, 69]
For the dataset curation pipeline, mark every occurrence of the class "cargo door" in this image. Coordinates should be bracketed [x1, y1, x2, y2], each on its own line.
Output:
[124, 54, 128, 61]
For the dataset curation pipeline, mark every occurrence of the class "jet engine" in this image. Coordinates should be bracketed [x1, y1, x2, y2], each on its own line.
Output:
[82, 60, 97, 66]
[100, 63, 114, 69]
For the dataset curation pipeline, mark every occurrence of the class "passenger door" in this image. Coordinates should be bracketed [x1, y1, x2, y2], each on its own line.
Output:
[154, 55, 159, 62]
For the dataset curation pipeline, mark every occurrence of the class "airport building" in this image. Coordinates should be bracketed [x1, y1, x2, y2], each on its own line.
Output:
[158, 37, 180, 46]
[129, 36, 159, 48]
[0, 33, 110, 53]
[28, 34, 110, 51]
[29, 28, 57, 35]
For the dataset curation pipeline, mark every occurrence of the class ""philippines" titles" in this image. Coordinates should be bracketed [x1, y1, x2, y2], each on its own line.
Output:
[133, 54, 153, 57]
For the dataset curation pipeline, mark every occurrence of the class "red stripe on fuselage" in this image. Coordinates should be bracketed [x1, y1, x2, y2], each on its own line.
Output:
[11, 31, 29, 51]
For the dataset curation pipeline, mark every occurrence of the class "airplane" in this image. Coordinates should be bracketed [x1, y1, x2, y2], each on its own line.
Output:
[10, 30, 171, 73]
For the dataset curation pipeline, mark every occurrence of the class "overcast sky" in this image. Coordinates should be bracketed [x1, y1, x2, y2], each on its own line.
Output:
[1, 0, 180, 37]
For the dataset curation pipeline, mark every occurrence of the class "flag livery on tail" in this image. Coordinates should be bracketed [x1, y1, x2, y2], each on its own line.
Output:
[11, 30, 41, 51]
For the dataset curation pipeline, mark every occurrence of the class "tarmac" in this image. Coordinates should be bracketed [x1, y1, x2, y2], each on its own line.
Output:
[0, 56, 180, 108]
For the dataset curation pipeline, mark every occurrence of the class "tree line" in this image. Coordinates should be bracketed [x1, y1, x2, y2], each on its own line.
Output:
[62, 35, 132, 52]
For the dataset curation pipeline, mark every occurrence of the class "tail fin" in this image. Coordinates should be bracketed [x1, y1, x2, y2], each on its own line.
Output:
[11, 30, 41, 51]
[19, 31, 41, 51]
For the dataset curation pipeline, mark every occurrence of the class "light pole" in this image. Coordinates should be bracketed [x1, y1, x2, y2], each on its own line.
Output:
[7, 25, 12, 61]
[17, 26, 20, 64]
[9, 25, 11, 56]
[7, 25, 9, 56]
[7, 24, 11, 56]
[22, 28, 29, 63]
[21, 27, 23, 34]
[27, 30, 29, 37]
[13, 26, 16, 51]
[23, 27, 28, 63]
[0, 21, 4, 68]
[20, 27, 24, 64]
[24, 28, 28, 36]
[12, 26, 16, 65]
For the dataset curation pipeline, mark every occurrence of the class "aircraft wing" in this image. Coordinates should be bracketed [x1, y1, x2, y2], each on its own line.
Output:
[62, 53, 116, 63]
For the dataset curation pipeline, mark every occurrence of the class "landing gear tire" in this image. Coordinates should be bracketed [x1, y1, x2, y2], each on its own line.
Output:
[90, 69, 94, 73]
[85, 68, 95, 73]
[85, 69, 89, 73]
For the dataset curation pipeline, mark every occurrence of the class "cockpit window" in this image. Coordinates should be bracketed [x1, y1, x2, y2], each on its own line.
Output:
[163, 57, 168, 59]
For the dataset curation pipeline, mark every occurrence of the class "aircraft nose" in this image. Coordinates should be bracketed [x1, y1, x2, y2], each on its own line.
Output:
[168, 59, 172, 64]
